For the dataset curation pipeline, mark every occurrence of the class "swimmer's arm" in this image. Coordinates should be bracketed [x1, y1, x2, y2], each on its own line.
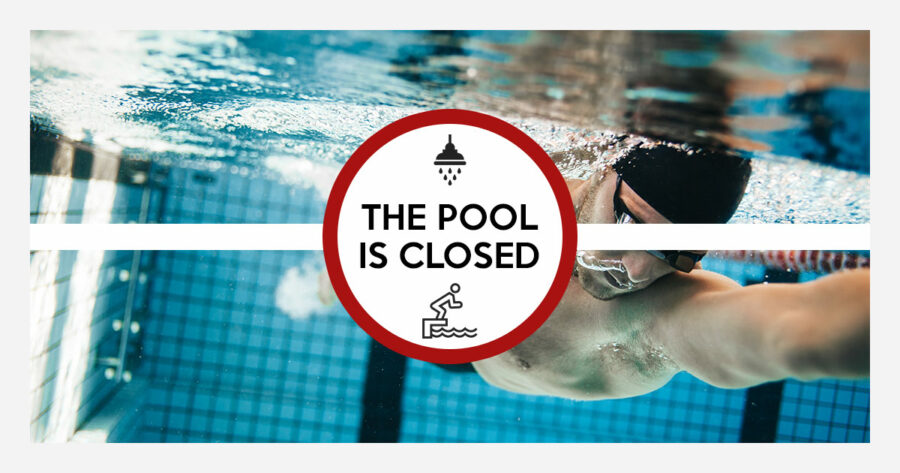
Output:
[566, 176, 605, 223]
[565, 178, 586, 189]
[565, 178, 588, 212]
[651, 269, 869, 388]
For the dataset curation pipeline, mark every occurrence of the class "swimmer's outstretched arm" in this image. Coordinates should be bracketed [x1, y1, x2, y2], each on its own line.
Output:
[647, 268, 869, 389]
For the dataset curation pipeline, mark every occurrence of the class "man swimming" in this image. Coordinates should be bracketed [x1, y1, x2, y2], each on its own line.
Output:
[470, 146, 869, 400]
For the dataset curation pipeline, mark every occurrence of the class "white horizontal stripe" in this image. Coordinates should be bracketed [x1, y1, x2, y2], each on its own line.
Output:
[29, 223, 870, 251]
[29, 224, 325, 251]
[575, 223, 871, 250]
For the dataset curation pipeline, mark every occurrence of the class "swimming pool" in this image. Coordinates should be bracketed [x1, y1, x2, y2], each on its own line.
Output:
[28, 159, 869, 442]
[28, 30, 871, 442]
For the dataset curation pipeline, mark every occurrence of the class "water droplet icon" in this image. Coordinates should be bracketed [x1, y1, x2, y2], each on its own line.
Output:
[434, 135, 465, 186]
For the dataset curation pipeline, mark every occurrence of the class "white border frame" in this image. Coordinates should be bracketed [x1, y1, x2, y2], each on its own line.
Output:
[4, 2, 896, 471]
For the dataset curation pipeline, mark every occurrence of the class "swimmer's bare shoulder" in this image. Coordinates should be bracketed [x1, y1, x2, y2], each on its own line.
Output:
[474, 268, 869, 399]
[472, 271, 737, 400]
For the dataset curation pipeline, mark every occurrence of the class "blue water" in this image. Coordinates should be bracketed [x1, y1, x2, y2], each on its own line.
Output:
[28, 166, 870, 442]
[29, 30, 869, 222]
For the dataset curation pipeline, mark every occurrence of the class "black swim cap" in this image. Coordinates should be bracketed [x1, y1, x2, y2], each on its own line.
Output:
[611, 146, 752, 223]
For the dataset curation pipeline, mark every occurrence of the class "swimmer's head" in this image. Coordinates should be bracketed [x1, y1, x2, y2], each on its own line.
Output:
[570, 146, 751, 226]
[563, 144, 746, 299]
[611, 146, 751, 224]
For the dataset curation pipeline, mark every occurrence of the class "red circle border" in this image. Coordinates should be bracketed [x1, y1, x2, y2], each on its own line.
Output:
[323, 109, 577, 364]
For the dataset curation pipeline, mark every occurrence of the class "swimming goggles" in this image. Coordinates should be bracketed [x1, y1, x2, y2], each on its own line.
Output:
[613, 174, 643, 224]
[645, 250, 704, 273]
[613, 174, 703, 273]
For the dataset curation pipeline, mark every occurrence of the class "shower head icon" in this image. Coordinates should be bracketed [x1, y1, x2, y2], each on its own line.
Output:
[434, 134, 465, 186]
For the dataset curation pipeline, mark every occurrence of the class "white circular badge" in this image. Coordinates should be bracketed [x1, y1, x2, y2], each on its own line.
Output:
[324, 110, 576, 363]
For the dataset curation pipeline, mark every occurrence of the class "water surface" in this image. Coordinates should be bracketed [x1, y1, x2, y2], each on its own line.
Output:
[30, 31, 870, 223]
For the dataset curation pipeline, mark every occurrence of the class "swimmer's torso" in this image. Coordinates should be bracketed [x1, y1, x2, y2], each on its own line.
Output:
[473, 275, 684, 400]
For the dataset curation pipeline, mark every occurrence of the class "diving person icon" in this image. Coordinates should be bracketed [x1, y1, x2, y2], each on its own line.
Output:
[430, 283, 463, 319]
[422, 283, 475, 339]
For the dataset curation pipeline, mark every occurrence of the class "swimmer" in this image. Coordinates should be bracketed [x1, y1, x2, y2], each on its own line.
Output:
[467, 145, 869, 400]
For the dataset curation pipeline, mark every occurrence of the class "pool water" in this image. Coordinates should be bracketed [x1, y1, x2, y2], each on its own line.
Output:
[30, 30, 869, 223]
[28, 30, 871, 443]
[27, 146, 871, 443]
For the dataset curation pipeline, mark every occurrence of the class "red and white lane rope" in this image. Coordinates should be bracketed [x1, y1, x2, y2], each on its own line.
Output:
[709, 250, 869, 273]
